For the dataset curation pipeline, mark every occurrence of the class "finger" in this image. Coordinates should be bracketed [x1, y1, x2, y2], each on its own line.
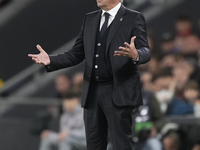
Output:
[114, 53, 128, 57]
[36, 44, 44, 53]
[131, 36, 136, 44]
[114, 51, 124, 55]
[33, 56, 40, 62]
[114, 53, 124, 56]
[114, 51, 128, 57]
[34, 58, 39, 62]
[36, 60, 41, 64]
[37, 60, 46, 65]
[32, 58, 39, 63]
[32, 57, 36, 61]
[28, 54, 37, 58]
[124, 42, 131, 49]
[118, 47, 129, 52]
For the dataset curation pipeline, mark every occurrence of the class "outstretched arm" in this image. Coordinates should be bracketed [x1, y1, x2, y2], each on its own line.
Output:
[28, 45, 50, 66]
[28, 15, 86, 72]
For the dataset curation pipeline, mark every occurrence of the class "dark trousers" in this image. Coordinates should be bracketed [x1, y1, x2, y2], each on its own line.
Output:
[84, 83, 134, 150]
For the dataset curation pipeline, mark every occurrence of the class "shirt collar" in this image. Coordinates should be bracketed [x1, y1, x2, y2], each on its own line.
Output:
[101, 2, 121, 17]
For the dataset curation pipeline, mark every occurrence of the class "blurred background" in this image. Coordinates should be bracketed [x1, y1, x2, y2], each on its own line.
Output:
[0, 0, 200, 150]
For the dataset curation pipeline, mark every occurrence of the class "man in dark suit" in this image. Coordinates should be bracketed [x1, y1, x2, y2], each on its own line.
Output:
[28, 0, 151, 149]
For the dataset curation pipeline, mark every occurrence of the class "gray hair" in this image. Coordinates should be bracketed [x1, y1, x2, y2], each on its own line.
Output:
[120, 0, 123, 2]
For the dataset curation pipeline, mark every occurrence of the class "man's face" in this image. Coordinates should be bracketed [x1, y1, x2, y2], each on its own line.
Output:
[63, 98, 79, 111]
[96, 0, 120, 11]
[175, 21, 192, 35]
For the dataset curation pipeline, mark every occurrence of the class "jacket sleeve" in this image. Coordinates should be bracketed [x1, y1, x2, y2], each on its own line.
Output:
[45, 16, 86, 72]
[133, 13, 151, 65]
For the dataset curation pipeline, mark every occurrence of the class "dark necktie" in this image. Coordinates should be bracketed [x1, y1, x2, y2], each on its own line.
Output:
[100, 12, 110, 37]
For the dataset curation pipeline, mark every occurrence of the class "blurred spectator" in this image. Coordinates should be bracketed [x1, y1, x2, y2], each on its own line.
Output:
[133, 72, 167, 142]
[172, 61, 193, 98]
[160, 55, 176, 69]
[31, 74, 72, 136]
[54, 74, 71, 99]
[166, 80, 199, 116]
[160, 33, 179, 56]
[174, 15, 200, 57]
[160, 54, 184, 69]
[134, 126, 162, 150]
[72, 72, 83, 96]
[146, 57, 161, 78]
[162, 130, 181, 150]
[192, 142, 200, 150]
[183, 80, 199, 104]
[175, 15, 193, 37]
[39, 90, 86, 150]
[141, 72, 153, 92]
[142, 127, 162, 150]
[140, 72, 166, 132]
[184, 81, 200, 117]
[166, 97, 193, 116]
[153, 71, 175, 114]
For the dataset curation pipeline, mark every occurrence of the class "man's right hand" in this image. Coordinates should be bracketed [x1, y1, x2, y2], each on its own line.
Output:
[28, 45, 50, 66]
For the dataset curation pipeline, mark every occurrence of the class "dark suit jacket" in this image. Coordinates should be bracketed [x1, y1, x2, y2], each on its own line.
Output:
[46, 4, 151, 107]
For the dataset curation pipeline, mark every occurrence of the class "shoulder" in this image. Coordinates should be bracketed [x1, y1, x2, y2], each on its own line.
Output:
[86, 9, 101, 17]
[124, 6, 145, 19]
[82, 9, 101, 22]
[125, 7, 140, 14]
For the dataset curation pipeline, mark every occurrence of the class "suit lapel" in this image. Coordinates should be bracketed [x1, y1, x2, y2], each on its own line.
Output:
[106, 5, 126, 53]
[89, 10, 101, 61]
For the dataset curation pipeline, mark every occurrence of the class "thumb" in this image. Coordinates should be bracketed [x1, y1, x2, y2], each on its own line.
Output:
[131, 36, 136, 44]
[36, 44, 44, 53]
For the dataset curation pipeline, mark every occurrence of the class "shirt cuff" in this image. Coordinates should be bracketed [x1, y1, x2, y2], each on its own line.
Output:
[132, 55, 139, 61]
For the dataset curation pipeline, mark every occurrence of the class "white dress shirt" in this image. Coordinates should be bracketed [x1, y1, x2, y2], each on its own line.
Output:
[99, 2, 121, 30]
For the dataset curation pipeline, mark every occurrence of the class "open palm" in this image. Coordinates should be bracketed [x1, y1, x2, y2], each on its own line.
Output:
[28, 45, 50, 66]
[114, 36, 138, 59]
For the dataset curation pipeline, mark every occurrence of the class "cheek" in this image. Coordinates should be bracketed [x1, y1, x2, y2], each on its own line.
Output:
[97, 0, 102, 5]
[192, 91, 199, 98]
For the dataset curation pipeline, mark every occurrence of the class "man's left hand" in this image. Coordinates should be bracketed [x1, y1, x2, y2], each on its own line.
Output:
[114, 36, 138, 59]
